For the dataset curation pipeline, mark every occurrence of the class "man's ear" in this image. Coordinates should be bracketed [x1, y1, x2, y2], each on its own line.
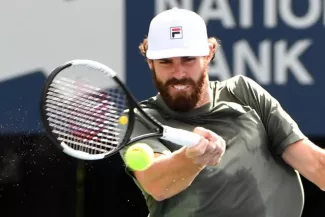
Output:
[147, 59, 153, 70]
[207, 43, 215, 62]
[207, 42, 218, 63]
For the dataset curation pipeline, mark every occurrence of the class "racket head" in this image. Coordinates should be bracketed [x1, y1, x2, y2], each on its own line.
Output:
[40, 60, 136, 160]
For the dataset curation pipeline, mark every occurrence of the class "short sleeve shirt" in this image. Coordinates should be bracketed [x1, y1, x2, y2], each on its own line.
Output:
[119, 75, 306, 217]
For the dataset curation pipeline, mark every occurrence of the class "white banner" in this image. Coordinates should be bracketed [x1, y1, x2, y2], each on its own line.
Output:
[0, 0, 125, 82]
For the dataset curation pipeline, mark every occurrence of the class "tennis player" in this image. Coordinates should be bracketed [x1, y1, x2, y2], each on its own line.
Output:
[120, 8, 325, 217]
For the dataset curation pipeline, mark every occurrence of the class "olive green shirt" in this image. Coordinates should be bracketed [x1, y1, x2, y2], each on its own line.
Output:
[120, 75, 306, 217]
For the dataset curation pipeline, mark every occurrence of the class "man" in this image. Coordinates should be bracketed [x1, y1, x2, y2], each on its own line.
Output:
[120, 8, 325, 217]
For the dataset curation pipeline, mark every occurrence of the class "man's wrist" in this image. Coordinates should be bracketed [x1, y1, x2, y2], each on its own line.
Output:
[177, 147, 206, 171]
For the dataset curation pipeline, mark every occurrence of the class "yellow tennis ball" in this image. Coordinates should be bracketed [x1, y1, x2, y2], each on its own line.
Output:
[124, 143, 154, 171]
[119, 115, 128, 125]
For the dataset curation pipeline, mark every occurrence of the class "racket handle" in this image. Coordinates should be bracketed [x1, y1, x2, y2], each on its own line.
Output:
[161, 126, 201, 147]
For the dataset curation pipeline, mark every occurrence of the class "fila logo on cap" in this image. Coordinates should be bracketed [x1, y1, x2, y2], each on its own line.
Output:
[170, 26, 183, 39]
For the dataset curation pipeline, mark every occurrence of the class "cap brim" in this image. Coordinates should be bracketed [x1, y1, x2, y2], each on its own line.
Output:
[146, 47, 209, 60]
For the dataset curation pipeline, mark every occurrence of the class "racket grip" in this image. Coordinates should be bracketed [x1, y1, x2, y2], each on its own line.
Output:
[161, 126, 201, 147]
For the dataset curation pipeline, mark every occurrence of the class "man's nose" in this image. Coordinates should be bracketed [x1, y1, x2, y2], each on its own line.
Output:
[171, 63, 186, 79]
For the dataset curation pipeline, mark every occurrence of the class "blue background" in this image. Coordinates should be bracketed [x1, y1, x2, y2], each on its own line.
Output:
[0, 1, 324, 137]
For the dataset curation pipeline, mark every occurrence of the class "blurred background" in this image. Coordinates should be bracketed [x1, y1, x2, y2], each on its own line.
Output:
[0, 0, 324, 216]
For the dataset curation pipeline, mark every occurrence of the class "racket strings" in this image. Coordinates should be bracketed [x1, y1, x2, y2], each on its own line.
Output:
[48, 83, 123, 114]
[46, 93, 120, 124]
[48, 85, 123, 113]
[45, 76, 128, 155]
[47, 97, 124, 153]
[46, 90, 120, 131]
[47, 115, 119, 139]
[46, 107, 119, 133]
[54, 77, 125, 109]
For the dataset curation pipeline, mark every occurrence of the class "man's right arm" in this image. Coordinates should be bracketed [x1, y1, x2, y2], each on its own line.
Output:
[119, 113, 225, 201]
[133, 147, 205, 201]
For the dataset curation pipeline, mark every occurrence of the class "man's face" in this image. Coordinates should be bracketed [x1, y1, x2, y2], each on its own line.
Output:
[149, 56, 208, 112]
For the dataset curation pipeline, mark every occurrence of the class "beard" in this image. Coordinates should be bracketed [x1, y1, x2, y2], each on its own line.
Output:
[152, 68, 206, 112]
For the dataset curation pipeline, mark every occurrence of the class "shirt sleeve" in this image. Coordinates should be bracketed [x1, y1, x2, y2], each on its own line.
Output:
[119, 112, 171, 177]
[225, 75, 307, 156]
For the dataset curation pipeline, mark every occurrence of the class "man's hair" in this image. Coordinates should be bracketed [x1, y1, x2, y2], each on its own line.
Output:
[138, 37, 220, 61]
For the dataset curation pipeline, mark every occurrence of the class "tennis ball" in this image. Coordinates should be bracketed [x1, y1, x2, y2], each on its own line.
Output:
[119, 115, 128, 125]
[124, 143, 154, 171]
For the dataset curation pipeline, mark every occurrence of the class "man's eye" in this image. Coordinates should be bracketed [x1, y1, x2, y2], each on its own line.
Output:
[184, 58, 195, 62]
[159, 61, 170, 64]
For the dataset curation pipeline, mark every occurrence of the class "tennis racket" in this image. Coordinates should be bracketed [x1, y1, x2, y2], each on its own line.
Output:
[40, 59, 201, 160]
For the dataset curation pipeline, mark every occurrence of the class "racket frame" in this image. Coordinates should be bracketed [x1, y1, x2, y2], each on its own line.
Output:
[40, 61, 165, 159]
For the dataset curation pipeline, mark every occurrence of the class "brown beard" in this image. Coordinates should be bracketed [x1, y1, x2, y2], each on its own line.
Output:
[152, 68, 206, 112]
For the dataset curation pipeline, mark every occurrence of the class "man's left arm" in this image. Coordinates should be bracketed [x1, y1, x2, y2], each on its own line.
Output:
[282, 138, 325, 191]
[228, 75, 324, 191]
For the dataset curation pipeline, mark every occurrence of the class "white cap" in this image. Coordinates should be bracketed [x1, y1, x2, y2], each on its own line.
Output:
[146, 8, 210, 59]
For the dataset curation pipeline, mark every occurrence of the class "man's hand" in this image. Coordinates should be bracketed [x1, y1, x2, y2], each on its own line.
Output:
[185, 127, 226, 167]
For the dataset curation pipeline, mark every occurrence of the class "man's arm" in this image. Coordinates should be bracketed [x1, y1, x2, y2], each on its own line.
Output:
[282, 138, 325, 191]
[133, 148, 204, 201]
[119, 114, 202, 201]
[226, 75, 306, 155]
[132, 126, 225, 201]
[226, 76, 325, 190]
[119, 112, 225, 201]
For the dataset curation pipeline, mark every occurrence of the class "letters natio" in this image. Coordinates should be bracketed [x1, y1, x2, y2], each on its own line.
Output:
[156, 0, 324, 85]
